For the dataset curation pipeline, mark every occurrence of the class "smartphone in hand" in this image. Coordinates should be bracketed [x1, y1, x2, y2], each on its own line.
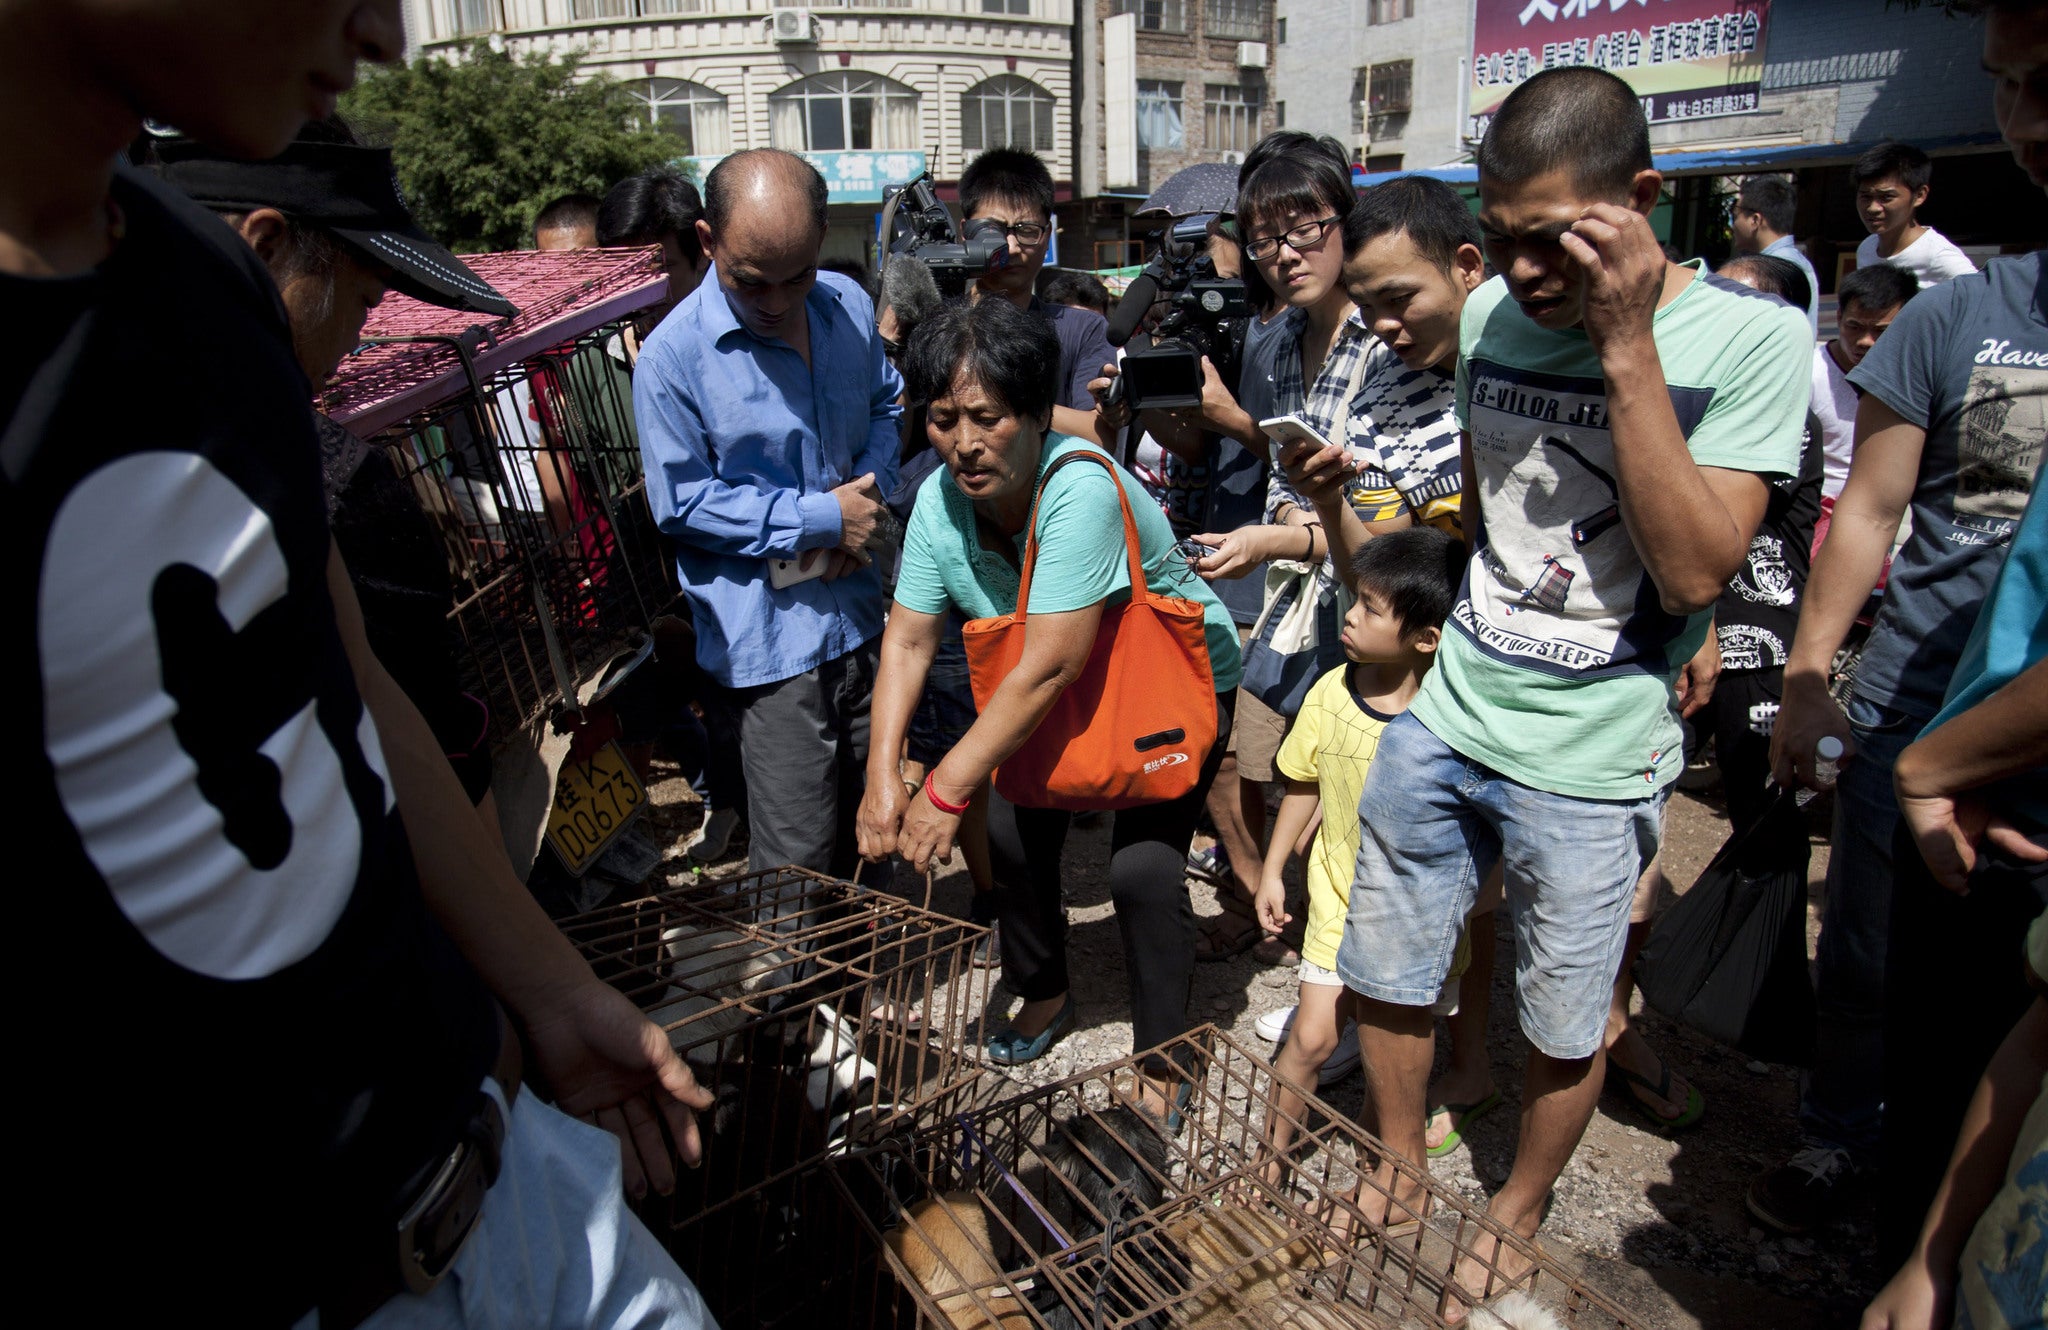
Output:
[1260, 413, 1334, 466]
[767, 549, 831, 589]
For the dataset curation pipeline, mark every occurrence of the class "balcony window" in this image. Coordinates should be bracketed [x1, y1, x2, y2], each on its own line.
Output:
[1367, 59, 1412, 114]
[1123, 0, 1189, 34]
[981, 0, 1032, 12]
[571, 0, 705, 16]
[962, 75, 1056, 154]
[1204, 82, 1260, 155]
[769, 72, 920, 152]
[1206, 0, 1266, 41]
[1136, 80, 1185, 150]
[1367, 0, 1412, 23]
[444, 0, 499, 36]
[625, 78, 730, 156]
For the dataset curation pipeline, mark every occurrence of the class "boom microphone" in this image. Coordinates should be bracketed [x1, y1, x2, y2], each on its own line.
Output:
[1105, 271, 1161, 348]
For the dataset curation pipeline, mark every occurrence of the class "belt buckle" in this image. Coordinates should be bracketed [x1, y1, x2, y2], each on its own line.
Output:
[394, 1095, 503, 1296]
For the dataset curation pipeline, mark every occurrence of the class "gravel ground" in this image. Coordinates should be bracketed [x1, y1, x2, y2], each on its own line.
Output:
[624, 762, 1870, 1330]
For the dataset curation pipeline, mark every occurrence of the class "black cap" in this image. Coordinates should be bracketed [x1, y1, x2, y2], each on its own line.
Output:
[155, 137, 515, 318]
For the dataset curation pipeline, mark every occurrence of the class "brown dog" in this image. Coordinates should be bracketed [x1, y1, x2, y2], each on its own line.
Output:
[886, 1193, 1039, 1330]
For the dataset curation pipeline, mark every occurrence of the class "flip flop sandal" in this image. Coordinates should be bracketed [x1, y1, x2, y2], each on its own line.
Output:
[1194, 913, 1261, 963]
[1608, 1057, 1705, 1132]
[1424, 1090, 1504, 1159]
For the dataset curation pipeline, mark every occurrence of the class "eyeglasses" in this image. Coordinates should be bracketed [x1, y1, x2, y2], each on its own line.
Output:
[1244, 216, 1340, 262]
[979, 220, 1050, 244]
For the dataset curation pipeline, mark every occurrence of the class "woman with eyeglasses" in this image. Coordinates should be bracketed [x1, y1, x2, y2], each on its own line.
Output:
[1172, 133, 1364, 966]
[855, 296, 1242, 1125]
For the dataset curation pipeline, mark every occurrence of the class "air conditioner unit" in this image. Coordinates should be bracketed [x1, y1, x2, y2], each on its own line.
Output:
[1236, 41, 1268, 68]
[770, 7, 814, 43]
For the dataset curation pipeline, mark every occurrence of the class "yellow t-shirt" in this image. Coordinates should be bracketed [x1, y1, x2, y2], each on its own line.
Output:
[1274, 665, 1397, 971]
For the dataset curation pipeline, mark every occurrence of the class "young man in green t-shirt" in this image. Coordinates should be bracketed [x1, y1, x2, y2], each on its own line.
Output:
[1333, 66, 1809, 1320]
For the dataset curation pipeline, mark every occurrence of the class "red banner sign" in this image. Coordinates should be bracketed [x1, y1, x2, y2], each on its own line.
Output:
[1469, 0, 1773, 142]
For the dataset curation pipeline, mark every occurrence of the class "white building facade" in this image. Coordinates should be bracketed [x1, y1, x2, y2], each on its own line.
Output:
[402, 0, 1078, 261]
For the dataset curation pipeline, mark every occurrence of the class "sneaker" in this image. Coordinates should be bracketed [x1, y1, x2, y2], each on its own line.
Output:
[1746, 1145, 1864, 1235]
[685, 807, 742, 863]
[1316, 1024, 1360, 1086]
[1187, 845, 1227, 884]
[1253, 1006, 1359, 1087]
[1255, 1005, 1296, 1043]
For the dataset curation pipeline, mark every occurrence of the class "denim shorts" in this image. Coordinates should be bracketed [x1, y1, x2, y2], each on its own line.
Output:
[1335, 712, 1664, 1060]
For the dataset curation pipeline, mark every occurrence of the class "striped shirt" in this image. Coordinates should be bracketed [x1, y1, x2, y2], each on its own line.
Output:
[1341, 340, 1464, 536]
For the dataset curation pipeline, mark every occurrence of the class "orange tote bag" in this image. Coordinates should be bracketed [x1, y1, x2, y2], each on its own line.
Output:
[961, 450, 1216, 811]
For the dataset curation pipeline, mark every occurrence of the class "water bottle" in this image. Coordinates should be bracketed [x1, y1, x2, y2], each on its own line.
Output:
[1813, 735, 1845, 790]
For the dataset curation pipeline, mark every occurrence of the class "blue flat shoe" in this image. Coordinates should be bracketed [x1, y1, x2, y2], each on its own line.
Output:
[985, 996, 1075, 1066]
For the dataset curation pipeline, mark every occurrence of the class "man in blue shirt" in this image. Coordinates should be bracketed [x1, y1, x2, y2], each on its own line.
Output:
[635, 149, 903, 886]
[1729, 173, 1821, 336]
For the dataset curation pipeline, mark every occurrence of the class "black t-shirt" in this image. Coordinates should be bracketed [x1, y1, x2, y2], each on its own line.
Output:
[3, 168, 498, 1318]
[1715, 412, 1825, 671]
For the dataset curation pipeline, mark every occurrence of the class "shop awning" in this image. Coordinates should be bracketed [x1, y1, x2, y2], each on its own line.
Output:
[1352, 131, 2005, 189]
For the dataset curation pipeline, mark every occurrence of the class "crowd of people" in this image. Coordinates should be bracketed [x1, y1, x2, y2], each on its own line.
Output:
[6, 0, 2045, 1327]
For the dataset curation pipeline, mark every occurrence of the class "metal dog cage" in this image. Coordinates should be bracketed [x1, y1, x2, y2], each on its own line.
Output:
[555, 866, 999, 1326]
[321, 247, 674, 745]
[827, 1027, 1647, 1330]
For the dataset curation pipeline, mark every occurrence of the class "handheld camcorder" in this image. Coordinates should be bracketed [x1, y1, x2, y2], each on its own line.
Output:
[876, 172, 1009, 298]
[1104, 212, 1251, 413]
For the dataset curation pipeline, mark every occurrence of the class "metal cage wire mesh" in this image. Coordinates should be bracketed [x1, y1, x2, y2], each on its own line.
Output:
[319, 248, 677, 743]
[556, 867, 998, 1326]
[826, 1028, 1648, 1330]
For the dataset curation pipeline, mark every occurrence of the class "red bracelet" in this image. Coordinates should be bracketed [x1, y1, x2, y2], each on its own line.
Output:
[923, 771, 970, 816]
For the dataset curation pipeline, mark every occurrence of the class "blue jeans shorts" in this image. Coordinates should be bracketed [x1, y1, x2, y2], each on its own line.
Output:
[1334, 712, 1665, 1060]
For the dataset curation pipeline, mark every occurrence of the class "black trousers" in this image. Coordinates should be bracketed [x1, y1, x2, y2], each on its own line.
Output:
[1703, 666, 1782, 841]
[1878, 820, 2048, 1269]
[985, 692, 1235, 1069]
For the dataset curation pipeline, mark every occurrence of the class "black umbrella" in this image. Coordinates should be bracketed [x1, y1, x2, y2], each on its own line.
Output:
[1134, 162, 1239, 219]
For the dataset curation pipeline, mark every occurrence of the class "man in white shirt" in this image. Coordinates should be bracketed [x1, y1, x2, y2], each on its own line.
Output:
[1810, 262, 1920, 535]
[1851, 141, 1978, 289]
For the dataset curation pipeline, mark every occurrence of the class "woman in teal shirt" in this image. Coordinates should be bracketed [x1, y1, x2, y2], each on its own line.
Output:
[857, 298, 1241, 1115]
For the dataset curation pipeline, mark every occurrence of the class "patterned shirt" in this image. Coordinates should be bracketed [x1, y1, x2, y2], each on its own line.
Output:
[1340, 341, 1465, 536]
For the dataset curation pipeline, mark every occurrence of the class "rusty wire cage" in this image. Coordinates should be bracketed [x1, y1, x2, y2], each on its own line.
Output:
[322, 248, 674, 744]
[826, 1026, 1646, 1330]
[556, 866, 999, 1326]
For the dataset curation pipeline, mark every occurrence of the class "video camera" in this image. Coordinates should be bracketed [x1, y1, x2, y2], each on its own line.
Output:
[1104, 212, 1251, 413]
[876, 172, 1010, 298]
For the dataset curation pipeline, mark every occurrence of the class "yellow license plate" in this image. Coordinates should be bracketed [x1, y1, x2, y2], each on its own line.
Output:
[546, 741, 648, 876]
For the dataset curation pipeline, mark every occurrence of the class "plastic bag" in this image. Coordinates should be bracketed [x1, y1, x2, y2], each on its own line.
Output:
[1635, 788, 1816, 1066]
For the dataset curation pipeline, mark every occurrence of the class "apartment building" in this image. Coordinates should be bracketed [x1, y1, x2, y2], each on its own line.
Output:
[401, 0, 1078, 262]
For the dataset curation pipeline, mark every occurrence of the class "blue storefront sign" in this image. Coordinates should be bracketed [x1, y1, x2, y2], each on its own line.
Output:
[677, 150, 928, 205]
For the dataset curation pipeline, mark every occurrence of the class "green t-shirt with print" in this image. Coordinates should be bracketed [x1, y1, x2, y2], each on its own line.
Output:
[1413, 266, 1809, 800]
[893, 433, 1243, 692]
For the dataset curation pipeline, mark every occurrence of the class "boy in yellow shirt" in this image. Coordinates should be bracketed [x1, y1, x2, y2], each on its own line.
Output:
[1256, 526, 1465, 1154]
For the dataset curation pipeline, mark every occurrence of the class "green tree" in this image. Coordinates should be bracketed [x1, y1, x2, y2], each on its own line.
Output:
[343, 41, 678, 252]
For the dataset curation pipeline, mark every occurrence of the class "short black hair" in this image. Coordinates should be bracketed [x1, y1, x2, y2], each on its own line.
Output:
[960, 148, 1055, 221]
[1476, 66, 1651, 201]
[900, 296, 1061, 426]
[1236, 131, 1356, 239]
[1718, 253, 1812, 315]
[1039, 268, 1110, 314]
[1735, 174, 1797, 234]
[595, 169, 703, 269]
[1853, 141, 1934, 193]
[532, 193, 599, 242]
[1343, 176, 1481, 274]
[820, 256, 870, 286]
[1349, 526, 1465, 638]
[1837, 261, 1921, 317]
[702, 148, 828, 237]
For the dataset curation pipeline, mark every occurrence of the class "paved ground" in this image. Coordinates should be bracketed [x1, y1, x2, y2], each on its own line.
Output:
[633, 764, 1876, 1329]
